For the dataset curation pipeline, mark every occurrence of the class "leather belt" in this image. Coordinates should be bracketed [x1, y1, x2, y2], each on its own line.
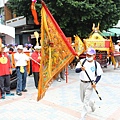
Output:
[81, 80, 91, 83]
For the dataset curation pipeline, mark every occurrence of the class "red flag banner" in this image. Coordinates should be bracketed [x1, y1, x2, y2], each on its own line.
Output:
[31, 0, 39, 25]
[37, 1, 77, 101]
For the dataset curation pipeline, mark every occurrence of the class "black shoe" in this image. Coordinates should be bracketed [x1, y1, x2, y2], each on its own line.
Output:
[16, 92, 22, 96]
[61, 78, 65, 80]
[22, 89, 27, 92]
[6, 93, 15, 96]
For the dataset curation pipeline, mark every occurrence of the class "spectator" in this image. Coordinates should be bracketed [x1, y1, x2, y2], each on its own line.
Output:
[8, 47, 14, 65]
[28, 44, 34, 76]
[31, 46, 41, 88]
[0, 44, 14, 99]
[113, 40, 120, 69]
[56, 69, 65, 82]
[14, 45, 30, 96]
[23, 43, 29, 52]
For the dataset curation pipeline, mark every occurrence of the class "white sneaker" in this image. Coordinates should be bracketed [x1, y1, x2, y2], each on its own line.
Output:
[80, 118, 86, 120]
[91, 105, 96, 112]
[57, 79, 61, 82]
[89, 101, 96, 112]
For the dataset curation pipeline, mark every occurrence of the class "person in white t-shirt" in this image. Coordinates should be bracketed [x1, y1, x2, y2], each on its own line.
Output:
[23, 43, 29, 52]
[14, 45, 30, 96]
[75, 47, 103, 120]
[114, 40, 120, 69]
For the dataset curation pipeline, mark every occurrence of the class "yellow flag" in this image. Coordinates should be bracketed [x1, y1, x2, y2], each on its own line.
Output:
[74, 35, 85, 55]
[0, 38, 2, 52]
[37, 1, 77, 101]
[109, 36, 116, 65]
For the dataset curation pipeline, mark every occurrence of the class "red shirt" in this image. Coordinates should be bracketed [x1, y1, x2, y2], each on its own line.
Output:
[0, 52, 11, 76]
[31, 51, 41, 72]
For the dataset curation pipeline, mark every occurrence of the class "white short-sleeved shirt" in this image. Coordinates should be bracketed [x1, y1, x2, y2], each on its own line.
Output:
[115, 45, 120, 52]
[14, 52, 30, 67]
[76, 59, 103, 81]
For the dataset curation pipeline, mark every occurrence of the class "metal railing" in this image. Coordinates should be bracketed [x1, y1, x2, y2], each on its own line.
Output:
[5, 16, 27, 28]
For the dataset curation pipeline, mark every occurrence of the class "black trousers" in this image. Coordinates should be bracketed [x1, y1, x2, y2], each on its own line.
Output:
[33, 72, 39, 88]
[0, 75, 10, 94]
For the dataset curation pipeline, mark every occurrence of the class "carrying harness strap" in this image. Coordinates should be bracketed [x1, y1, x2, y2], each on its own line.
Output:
[82, 59, 97, 76]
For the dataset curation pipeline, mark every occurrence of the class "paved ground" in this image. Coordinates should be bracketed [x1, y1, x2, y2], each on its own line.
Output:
[0, 64, 120, 120]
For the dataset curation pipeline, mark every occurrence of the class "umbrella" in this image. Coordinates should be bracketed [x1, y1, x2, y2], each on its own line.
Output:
[108, 28, 120, 36]
[100, 30, 115, 36]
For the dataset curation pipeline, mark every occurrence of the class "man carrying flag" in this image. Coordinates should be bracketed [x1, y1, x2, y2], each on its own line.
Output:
[75, 47, 103, 120]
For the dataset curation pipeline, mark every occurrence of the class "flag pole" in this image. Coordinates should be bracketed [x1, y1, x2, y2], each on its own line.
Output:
[65, 66, 68, 83]
[29, 57, 40, 66]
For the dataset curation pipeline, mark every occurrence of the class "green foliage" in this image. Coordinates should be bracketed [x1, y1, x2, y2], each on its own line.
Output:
[6, 0, 41, 20]
[7, 0, 120, 37]
[44, 0, 120, 37]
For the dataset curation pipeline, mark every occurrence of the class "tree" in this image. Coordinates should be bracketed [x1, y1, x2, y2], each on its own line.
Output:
[44, 0, 120, 37]
[6, 0, 41, 21]
[7, 0, 120, 37]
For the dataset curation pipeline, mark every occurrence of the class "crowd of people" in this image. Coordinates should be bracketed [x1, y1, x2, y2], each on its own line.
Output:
[1, 41, 120, 119]
[0, 42, 67, 99]
[0, 43, 41, 98]
[3, 43, 34, 53]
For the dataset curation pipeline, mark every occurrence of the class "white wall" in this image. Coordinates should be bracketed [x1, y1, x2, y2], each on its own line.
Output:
[5, 35, 15, 44]
[0, 24, 15, 38]
[0, 0, 9, 8]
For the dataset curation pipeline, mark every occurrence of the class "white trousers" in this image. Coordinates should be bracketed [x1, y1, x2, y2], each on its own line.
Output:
[80, 81, 94, 119]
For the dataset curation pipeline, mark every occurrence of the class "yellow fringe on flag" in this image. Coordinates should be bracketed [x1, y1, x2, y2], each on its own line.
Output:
[109, 36, 116, 66]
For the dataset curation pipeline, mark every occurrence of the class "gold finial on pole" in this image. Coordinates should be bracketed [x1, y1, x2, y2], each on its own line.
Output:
[97, 23, 100, 30]
[92, 23, 100, 32]
[92, 23, 95, 31]
[34, 31, 39, 46]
